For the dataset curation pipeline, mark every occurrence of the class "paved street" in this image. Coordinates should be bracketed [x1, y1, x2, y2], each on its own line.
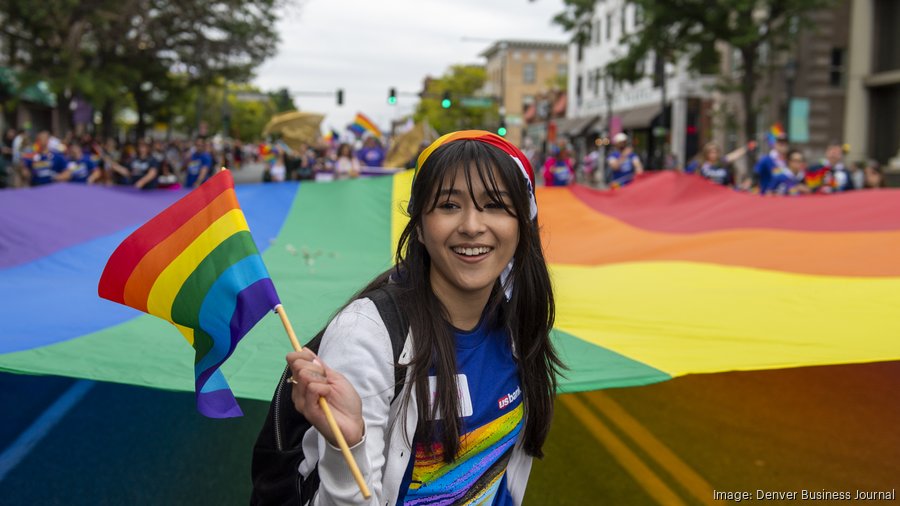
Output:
[2, 361, 896, 504]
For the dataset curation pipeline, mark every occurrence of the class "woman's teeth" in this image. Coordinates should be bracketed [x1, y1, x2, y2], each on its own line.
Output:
[453, 247, 491, 256]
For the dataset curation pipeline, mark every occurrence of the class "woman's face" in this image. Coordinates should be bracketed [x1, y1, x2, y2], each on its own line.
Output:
[706, 146, 720, 161]
[420, 165, 520, 305]
[865, 167, 882, 187]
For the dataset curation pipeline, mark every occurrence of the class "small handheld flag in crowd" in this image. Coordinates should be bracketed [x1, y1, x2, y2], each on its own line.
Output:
[348, 112, 382, 139]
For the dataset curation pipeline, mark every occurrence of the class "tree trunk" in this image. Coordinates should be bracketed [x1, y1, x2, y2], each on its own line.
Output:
[101, 100, 115, 140]
[740, 46, 758, 182]
[134, 90, 147, 140]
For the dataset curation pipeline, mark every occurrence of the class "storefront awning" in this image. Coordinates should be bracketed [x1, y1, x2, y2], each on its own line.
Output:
[618, 105, 660, 129]
[552, 115, 601, 137]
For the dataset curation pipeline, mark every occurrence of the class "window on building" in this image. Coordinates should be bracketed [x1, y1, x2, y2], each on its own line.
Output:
[621, 6, 627, 35]
[606, 12, 612, 41]
[546, 51, 555, 61]
[634, 5, 643, 26]
[576, 75, 583, 104]
[513, 51, 521, 60]
[830, 48, 846, 88]
[557, 64, 568, 77]
[530, 51, 537, 61]
[874, 0, 900, 72]
[577, 43, 583, 62]
[593, 68, 602, 95]
[523, 63, 536, 84]
[595, 20, 601, 45]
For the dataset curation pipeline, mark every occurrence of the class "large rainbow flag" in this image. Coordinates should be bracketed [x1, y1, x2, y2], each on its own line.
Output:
[97, 170, 280, 417]
[0, 172, 898, 402]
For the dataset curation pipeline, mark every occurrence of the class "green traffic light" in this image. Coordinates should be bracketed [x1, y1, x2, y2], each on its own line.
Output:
[388, 97, 397, 105]
[441, 98, 451, 109]
[497, 126, 507, 136]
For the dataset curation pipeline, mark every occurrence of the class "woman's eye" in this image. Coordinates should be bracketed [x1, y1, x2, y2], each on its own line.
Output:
[437, 201, 459, 210]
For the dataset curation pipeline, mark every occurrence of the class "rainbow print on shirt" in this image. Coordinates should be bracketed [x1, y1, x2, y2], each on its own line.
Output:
[405, 403, 524, 505]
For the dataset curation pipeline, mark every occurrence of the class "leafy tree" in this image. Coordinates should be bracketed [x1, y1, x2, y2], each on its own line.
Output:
[0, 0, 289, 137]
[178, 81, 281, 142]
[414, 65, 496, 135]
[269, 88, 296, 113]
[551, 0, 835, 167]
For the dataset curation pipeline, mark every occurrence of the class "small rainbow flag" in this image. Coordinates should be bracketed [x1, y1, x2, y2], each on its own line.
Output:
[98, 170, 280, 418]
[767, 123, 786, 146]
[348, 112, 382, 138]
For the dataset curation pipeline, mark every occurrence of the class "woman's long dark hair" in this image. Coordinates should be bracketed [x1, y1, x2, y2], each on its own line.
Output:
[340, 139, 562, 461]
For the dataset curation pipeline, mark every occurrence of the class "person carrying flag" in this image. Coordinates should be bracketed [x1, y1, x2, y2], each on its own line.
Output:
[754, 133, 789, 194]
[264, 130, 562, 505]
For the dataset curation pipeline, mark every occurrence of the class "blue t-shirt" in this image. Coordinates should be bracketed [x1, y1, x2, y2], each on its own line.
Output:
[129, 156, 160, 188]
[398, 318, 522, 506]
[65, 155, 96, 183]
[768, 170, 805, 195]
[686, 160, 731, 185]
[357, 146, 385, 168]
[186, 151, 213, 188]
[754, 151, 786, 194]
[26, 151, 67, 186]
[607, 150, 640, 187]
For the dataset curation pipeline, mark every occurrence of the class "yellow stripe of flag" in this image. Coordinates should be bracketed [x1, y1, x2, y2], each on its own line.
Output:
[552, 262, 900, 376]
[391, 170, 414, 257]
[145, 209, 250, 321]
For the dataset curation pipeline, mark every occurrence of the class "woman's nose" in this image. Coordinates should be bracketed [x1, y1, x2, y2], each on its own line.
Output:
[458, 207, 486, 235]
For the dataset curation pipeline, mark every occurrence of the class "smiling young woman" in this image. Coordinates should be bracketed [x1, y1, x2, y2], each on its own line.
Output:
[254, 130, 562, 506]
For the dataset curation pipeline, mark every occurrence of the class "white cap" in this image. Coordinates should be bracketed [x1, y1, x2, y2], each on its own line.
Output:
[613, 132, 629, 144]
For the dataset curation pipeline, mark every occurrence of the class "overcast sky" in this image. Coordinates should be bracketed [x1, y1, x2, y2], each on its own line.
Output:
[253, 0, 568, 135]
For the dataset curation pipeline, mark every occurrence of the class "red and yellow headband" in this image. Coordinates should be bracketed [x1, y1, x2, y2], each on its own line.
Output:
[415, 130, 537, 220]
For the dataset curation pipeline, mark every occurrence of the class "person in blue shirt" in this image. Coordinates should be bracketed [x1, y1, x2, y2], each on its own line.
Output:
[606, 132, 644, 187]
[754, 134, 789, 193]
[684, 141, 756, 187]
[186, 138, 213, 188]
[58, 143, 101, 184]
[105, 140, 159, 189]
[768, 149, 811, 196]
[273, 131, 561, 505]
[356, 135, 386, 168]
[808, 142, 853, 192]
[23, 131, 67, 186]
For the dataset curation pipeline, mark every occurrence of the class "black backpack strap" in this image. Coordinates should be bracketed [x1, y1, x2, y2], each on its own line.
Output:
[250, 330, 324, 506]
[251, 286, 409, 506]
[365, 285, 410, 401]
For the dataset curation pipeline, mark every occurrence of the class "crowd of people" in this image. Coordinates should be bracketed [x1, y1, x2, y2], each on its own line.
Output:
[0, 127, 401, 190]
[526, 130, 886, 195]
[0, 126, 888, 195]
[0, 128, 257, 190]
[263, 136, 392, 183]
[745, 135, 885, 194]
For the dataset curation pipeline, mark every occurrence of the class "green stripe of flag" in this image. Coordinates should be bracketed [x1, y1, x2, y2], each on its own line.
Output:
[170, 231, 257, 329]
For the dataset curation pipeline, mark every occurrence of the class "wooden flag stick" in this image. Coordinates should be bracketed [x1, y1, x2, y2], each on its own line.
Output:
[275, 304, 372, 500]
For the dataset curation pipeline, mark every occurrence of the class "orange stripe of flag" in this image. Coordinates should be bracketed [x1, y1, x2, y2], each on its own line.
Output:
[539, 188, 900, 277]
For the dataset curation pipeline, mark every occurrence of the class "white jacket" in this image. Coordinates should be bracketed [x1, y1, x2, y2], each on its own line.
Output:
[303, 297, 533, 506]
